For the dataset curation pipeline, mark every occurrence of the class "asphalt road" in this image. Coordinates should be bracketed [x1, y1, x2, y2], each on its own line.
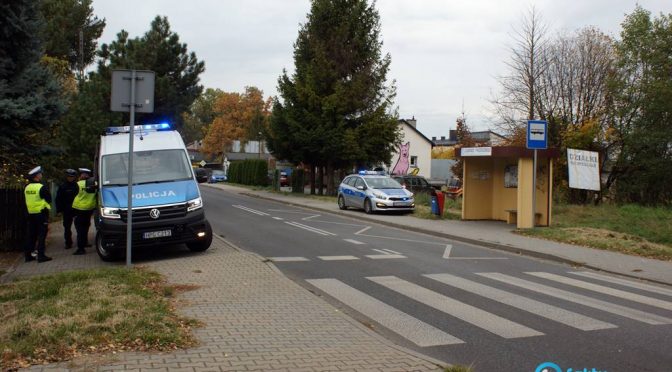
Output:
[201, 186, 672, 372]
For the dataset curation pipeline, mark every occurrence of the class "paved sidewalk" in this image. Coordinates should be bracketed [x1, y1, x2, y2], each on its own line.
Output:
[4, 225, 444, 371]
[206, 183, 672, 286]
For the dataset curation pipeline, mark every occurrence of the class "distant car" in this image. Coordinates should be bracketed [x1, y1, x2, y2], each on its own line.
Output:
[279, 171, 289, 187]
[337, 171, 414, 214]
[194, 168, 210, 183]
[392, 175, 435, 195]
[209, 169, 227, 183]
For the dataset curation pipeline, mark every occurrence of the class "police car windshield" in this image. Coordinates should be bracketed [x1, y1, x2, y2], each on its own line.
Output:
[101, 150, 193, 186]
[365, 177, 402, 189]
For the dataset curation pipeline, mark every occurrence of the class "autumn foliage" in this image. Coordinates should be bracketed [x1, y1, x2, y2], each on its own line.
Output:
[202, 87, 271, 156]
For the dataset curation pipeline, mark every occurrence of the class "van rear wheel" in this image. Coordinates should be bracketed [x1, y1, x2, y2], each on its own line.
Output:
[187, 221, 213, 252]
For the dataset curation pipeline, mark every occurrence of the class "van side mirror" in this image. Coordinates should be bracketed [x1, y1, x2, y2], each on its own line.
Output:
[85, 177, 98, 191]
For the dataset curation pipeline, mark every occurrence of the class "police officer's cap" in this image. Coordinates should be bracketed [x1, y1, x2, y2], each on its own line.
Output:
[78, 168, 92, 174]
[27, 166, 42, 178]
[65, 168, 77, 177]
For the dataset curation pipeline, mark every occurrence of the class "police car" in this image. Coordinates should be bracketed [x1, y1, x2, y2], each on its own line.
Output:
[337, 171, 415, 214]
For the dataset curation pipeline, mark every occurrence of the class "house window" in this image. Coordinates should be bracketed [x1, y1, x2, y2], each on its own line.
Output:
[410, 156, 418, 166]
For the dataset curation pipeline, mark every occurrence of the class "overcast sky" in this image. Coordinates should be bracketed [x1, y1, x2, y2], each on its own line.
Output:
[92, 0, 672, 137]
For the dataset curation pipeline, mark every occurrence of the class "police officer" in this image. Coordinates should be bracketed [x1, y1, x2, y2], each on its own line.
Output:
[72, 168, 96, 255]
[24, 166, 53, 263]
[55, 169, 78, 249]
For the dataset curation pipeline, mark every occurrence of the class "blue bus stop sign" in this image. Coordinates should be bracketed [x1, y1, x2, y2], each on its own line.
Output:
[527, 120, 548, 149]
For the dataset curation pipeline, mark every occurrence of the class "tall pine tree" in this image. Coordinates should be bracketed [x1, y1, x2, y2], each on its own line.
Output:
[268, 0, 399, 194]
[0, 0, 65, 182]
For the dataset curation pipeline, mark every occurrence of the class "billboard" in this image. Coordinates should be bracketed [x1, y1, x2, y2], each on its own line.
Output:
[567, 149, 600, 191]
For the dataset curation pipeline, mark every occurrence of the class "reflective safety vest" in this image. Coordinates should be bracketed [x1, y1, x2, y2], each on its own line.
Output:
[72, 180, 96, 211]
[25, 183, 51, 214]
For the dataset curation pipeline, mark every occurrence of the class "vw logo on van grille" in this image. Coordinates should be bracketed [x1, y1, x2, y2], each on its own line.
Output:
[149, 208, 161, 219]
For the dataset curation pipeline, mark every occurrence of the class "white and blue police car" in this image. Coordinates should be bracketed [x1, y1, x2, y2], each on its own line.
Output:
[93, 123, 213, 261]
[337, 171, 415, 214]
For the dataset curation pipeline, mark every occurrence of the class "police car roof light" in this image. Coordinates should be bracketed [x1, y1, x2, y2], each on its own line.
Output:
[105, 123, 172, 134]
[358, 170, 385, 176]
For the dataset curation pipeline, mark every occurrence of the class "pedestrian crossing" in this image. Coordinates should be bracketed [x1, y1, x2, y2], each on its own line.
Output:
[306, 271, 672, 347]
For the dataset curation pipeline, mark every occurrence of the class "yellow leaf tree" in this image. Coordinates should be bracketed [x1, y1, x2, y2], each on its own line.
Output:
[202, 87, 271, 157]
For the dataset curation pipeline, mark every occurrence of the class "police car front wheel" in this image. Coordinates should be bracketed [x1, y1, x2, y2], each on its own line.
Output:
[364, 199, 374, 214]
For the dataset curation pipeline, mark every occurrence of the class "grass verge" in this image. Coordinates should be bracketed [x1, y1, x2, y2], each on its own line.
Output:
[445, 365, 473, 372]
[0, 267, 200, 369]
[518, 204, 672, 260]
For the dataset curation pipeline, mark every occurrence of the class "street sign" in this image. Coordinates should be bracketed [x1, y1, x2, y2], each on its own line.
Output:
[526, 120, 548, 149]
[111, 70, 155, 113]
[199, 160, 207, 167]
[110, 69, 156, 267]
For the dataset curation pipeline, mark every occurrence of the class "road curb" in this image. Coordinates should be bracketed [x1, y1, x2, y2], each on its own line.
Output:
[235, 190, 672, 288]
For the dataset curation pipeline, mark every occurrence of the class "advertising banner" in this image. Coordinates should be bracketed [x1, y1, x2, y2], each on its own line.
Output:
[567, 149, 600, 191]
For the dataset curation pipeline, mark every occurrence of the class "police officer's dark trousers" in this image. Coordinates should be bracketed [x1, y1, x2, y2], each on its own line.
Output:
[74, 209, 93, 249]
[62, 208, 75, 248]
[25, 211, 48, 259]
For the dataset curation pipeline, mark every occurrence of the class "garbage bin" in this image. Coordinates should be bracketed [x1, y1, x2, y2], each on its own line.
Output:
[436, 191, 445, 216]
[430, 194, 439, 215]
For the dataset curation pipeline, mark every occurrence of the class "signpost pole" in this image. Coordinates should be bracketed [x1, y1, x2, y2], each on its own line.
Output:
[532, 149, 537, 227]
[126, 70, 136, 267]
[526, 120, 547, 229]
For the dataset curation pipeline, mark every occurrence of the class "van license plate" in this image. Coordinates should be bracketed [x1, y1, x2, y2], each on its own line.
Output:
[143, 230, 172, 239]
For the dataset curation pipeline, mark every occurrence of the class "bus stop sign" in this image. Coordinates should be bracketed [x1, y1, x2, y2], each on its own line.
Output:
[527, 120, 548, 149]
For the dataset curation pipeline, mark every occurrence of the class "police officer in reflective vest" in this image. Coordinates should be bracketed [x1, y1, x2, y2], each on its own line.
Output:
[24, 166, 53, 262]
[55, 168, 79, 249]
[72, 168, 96, 255]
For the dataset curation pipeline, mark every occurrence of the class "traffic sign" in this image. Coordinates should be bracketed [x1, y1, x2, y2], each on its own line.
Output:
[199, 160, 207, 167]
[527, 120, 548, 149]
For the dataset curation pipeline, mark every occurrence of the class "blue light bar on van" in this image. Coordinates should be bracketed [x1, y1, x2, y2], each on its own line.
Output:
[105, 123, 172, 134]
[358, 170, 385, 175]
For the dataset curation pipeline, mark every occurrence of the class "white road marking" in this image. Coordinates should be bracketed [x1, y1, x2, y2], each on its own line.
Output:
[372, 249, 389, 254]
[272, 217, 284, 220]
[425, 273, 616, 331]
[285, 221, 336, 236]
[443, 245, 452, 258]
[318, 255, 359, 261]
[382, 249, 401, 254]
[344, 239, 366, 245]
[301, 214, 321, 221]
[527, 272, 672, 311]
[570, 271, 672, 298]
[365, 254, 406, 259]
[269, 257, 309, 262]
[479, 273, 672, 325]
[306, 278, 464, 346]
[355, 226, 372, 235]
[368, 276, 543, 339]
[233, 204, 270, 216]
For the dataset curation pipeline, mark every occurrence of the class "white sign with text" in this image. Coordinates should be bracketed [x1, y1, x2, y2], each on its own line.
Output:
[461, 147, 492, 156]
[567, 149, 600, 191]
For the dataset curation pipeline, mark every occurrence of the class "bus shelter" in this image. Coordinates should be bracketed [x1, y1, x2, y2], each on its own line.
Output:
[456, 147, 559, 228]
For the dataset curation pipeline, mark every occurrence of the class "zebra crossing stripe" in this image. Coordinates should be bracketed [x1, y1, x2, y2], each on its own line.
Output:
[527, 272, 672, 311]
[269, 257, 309, 262]
[368, 276, 543, 339]
[425, 273, 616, 331]
[306, 278, 464, 347]
[317, 256, 359, 261]
[570, 271, 672, 298]
[478, 273, 672, 325]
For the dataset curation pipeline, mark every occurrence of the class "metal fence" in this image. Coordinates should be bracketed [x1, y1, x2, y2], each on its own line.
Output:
[0, 186, 27, 251]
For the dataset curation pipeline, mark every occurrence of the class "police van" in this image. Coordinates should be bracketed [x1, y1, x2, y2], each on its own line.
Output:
[93, 123, 212, 261]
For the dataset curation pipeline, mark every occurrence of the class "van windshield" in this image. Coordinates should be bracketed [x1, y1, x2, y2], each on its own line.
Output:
[101, 149, 193, 186]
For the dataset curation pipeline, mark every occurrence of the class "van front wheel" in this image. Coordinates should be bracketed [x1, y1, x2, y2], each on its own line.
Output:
[187, 221, 213, 252]
[96, 232, 121, 262]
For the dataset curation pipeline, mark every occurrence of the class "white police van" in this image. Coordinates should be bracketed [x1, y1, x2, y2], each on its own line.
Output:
[93, 124, 212, 261]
